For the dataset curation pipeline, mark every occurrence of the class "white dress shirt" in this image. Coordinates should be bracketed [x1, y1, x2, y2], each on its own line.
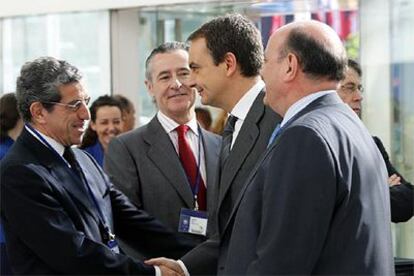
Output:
[229, 80, 265, 149]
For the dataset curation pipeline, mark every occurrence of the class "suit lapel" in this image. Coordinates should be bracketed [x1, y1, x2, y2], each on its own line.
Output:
[217, 92, 265, 210]
[221, 92, 344, 235]
[20, 129, 98, 219]
[200, 128, 221, 209]
[144, 117, 194, 208]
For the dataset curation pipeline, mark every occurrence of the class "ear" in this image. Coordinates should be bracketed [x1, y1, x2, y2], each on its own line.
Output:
[223, 52, 237, 77]
[29, 102, 48, 125]
[284, 53, 299, 81]
[145, 79, 154, 97]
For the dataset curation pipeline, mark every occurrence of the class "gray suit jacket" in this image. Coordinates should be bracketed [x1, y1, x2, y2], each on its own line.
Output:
[181, 91, 282, 275]
[105, 116, 221, 248]
[221, 93, 394, 275]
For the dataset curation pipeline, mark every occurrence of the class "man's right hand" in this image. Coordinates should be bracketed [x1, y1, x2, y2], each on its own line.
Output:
[146, 257, 185, 276]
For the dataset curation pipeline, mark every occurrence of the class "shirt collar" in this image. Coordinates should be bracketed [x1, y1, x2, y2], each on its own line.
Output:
[157, 111, 199, 136]
[230, 79, 265, 121]
[25, 125, 66, 156]
[281, 90, 336, 127]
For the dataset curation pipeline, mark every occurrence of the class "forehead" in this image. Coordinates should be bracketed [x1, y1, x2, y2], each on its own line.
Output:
[150, 50, 189, 74]
[342, 68, 361, 83]
[189, 38, 211, 61]
[58, 82, 87, 99]
[95, 105, 122, 118]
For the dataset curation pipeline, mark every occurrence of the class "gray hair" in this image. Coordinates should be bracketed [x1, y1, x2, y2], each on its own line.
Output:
[16, 56, 82, 122]
[145, 41, 189, 81]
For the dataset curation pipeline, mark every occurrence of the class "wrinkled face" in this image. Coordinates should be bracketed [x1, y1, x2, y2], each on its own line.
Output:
[42, 82, 90, 146]
[261, 30, 287, 115]
[146, 50, 196, 119]
[337, 67, 363, 116]
[91, 105, 123, 149]
[189, 38, 228, 108]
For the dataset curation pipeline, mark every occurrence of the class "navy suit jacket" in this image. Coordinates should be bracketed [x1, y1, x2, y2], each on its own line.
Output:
[221, 93, 394, 275]
[0, 128, 192, 275]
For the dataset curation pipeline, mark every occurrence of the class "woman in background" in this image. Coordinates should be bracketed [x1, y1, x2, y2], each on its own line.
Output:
[1, 92, 23, 275]
[0, 93, 23, 160]
[80, 95, 123, 167]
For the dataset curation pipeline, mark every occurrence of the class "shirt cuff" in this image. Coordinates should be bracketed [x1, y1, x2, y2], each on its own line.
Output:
[154, 265, 161, 276]
[177, 260, 190, 276]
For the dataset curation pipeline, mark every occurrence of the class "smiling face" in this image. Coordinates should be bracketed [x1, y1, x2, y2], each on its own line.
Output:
[145, 49, 195, 122]
[90, 105, 123, 150]
[41, 82, 90, 146]
[188, 37, 229, 109]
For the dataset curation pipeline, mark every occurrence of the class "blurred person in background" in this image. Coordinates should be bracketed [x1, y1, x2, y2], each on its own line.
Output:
[0, 93, 23, 160]
[195, 107, 212, 130]
[337, 58, 413, 223]
[0, 92, 23, 275]
[80, 95, 123, 167]
[114, 94, 136, 132]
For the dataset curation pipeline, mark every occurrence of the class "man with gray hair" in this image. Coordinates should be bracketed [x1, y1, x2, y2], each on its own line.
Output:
[105, 42, 221, 255]
[0, 56, 191, 275]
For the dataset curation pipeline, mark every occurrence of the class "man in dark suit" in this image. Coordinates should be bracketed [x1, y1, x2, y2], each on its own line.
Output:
[221, 20, 394, 274]
[146, 14, 281, 275]
[105, 42, 221, 249]
[0, 56, 191, 275]
[337, 58, 414, 223]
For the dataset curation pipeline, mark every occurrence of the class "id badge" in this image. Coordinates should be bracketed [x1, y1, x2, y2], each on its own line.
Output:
[104, 231, 120, 253]
[178, 208, 208, 236]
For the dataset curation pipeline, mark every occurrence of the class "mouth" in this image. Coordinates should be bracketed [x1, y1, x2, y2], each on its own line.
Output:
[73, 122, 87, 133]
[168, 93, 187, 99]
[352, 107, 361, 115]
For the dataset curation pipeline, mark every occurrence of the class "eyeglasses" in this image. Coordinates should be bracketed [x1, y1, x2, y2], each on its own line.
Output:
[339, 84, 364, 95]
[41, 97, 91, 112]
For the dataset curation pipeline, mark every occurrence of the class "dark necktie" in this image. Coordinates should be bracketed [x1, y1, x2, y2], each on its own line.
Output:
[63, 147, 82, 178]
[220, 115, 238, 167]
[176, 125, 206, 211]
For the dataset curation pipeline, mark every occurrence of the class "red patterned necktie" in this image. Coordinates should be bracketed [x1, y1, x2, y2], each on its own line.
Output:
[176, 125, 206, 211]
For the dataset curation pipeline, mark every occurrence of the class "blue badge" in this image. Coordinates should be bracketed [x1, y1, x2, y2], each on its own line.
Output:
[178, 208, 208, 236]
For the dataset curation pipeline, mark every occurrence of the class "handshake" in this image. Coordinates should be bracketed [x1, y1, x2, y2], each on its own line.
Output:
[146, 258, 186, 276]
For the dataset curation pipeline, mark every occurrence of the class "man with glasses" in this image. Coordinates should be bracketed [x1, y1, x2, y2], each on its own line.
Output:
[0, 56, 192, 275]
[338, 58, 413, 223]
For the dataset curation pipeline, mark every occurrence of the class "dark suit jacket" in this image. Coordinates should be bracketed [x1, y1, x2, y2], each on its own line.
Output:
[105, 116, 221, 247]
[221, 93, 394, 275]
[0, 128, 192, 275]
[373, 136, 414, 222]
[181, 91, 282, 275]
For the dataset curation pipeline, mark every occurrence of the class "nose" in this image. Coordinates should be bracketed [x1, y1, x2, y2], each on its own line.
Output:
[353, 90, 363, 101]
[77, 102, 90, 120]
[170, 77, 183, 90]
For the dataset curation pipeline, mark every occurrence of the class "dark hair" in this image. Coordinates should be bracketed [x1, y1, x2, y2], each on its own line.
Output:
[195, 107, 212, 130]
[347, 59, 362, 77]
[80, 95, 122, 149]
[16, 56, 82, 122]
[0, 93, 21, 141]
[281, 28, 347, 81]
[187, 13, 263, 77]
[113, 94, 134, 114]
[145, 41, 189, 81]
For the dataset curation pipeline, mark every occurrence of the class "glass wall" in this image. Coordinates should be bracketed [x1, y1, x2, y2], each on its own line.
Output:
[0, 11, 110, 100]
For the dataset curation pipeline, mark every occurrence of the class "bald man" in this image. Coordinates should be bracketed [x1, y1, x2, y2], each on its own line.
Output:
[222, 21, 394, 275]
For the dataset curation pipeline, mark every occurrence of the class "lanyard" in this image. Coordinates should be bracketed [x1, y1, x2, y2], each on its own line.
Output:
[184, 125, 203, 210]
[26, 124, 113, 238]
